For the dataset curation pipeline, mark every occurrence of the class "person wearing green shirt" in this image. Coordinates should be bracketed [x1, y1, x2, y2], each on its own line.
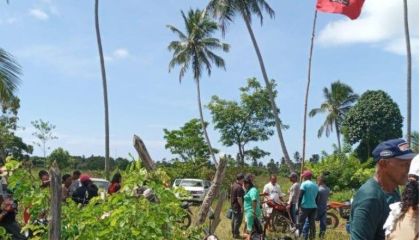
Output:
[350, 139, 415, 240]
[243, 175, 262, 240]
[297, 170, 319, 240]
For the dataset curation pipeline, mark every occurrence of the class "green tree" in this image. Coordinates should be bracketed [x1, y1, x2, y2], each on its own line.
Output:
[309, 81, 358, 152]
[342, 90, 403, 161]
[208, 78, 282, 165]
[31, 119, 57, 163]
[0, 48, 21, 104]
[411, 131, 418, 153]
[266, 158, 279, 174]
[0, 97, 32, 163]
[48, 147, 71, 169]
[207, 0, 294, 172]
[94, 0, 110, 179]
[163, 118, 218, 164]
[245, 147, 270, 167]
[167, 9, 229, 166]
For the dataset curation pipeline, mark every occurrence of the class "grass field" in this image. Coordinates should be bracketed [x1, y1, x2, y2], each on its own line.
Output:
[192, 175, 350, 240]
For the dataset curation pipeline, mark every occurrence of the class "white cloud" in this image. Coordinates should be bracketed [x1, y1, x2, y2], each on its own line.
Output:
[105, 48, 130, 62]
[113, 48, 129, 59]
[29, 8, 49, 20]
[16, 45, 97, 78]
[318, 0, 419, 56]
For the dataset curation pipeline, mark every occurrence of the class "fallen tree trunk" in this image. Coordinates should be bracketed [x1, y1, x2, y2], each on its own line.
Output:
[196, 157, 227, 225]
[210, 191, 226, 233]
[133, 134, 156, 172]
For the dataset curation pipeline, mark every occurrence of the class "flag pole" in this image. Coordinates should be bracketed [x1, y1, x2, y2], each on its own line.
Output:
[403, 0, 412, 147]
[301, 9, 318, 179]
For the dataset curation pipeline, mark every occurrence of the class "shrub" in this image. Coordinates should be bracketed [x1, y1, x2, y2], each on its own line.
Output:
[307, 153, 374, 191]
[4, 158, 203, 240]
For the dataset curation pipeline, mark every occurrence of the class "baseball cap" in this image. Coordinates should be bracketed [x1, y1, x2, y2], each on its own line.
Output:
[409, 155, 419, 177]
[301, 170, 312, 178]
[79, 174, 91, 183]
[372, 139, 416, 162]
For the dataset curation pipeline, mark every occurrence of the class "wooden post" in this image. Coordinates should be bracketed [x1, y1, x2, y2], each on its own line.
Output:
[133, 135, 156, 172]
[210, 191, 227, 234]
[196, 157, 227, 225]
[49, 161, 61, 240]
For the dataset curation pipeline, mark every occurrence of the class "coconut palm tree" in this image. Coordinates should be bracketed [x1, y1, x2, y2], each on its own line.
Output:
[0, 48, 21, 104]
[94, 0, 110, 178]
[167, 9, 229, 166]
[403, 0, 412, 147]
[309, 81, 358, 151]
[206, 0, 294, 171]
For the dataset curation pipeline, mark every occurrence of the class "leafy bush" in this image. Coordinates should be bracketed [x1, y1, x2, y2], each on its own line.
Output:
[4, 158, 203, 240]
[307, 153, 374, 191]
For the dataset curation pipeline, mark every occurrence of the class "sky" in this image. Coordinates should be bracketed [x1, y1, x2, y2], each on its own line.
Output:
[0, 0, 418, 164]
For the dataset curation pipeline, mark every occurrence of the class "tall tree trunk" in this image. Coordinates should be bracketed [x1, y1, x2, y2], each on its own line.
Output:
[95, 0, 110, 179]
[403, 0, 412, 147]
[196, 157, 227, 225]
[196, 80, 218, 166]
[335, 121, 341, 152]
[301, 10, 318, 177]
[237, 143, 244, 166]
[242, 14, 293, 172]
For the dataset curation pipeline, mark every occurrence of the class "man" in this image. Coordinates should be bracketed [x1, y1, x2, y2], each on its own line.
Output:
[72, 175, 98, 205]
[287, 172, 300, 224]
[297, 170, 318, 240]
[68, 170, 81, 196]
[230, 173, 245, 239]
[62, 174, 72, 201]
[0, 197, 26, 240]
[262, 175, 284, 230]
[38, 170, 50, 188]
[303, 175, 330, 238]
[350, 138, 415, 240]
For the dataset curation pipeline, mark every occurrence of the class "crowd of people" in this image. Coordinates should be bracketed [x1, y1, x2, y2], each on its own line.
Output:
[0, 169, 123, 240]
[229, 138, 419, 240]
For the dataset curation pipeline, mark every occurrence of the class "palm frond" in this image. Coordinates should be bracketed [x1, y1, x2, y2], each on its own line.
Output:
[166, 25, 187, 40]
[0, 48, 21, 103]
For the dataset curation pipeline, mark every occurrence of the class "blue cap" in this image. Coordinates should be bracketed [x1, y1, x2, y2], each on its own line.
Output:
[372, 139, 416, 162]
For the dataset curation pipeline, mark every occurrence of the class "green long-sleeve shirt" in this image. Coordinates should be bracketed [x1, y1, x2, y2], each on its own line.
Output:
[350, 178, 400, 240]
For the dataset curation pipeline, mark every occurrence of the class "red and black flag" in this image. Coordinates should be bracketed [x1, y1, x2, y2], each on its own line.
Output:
[316, 0, 365, 20]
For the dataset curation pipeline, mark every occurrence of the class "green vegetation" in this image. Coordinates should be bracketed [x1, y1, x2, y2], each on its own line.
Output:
[342, 90, 403, 161]
[208, 78, 285, 166]
[167, 8, 229, 166]
[309, 80, 358, 151]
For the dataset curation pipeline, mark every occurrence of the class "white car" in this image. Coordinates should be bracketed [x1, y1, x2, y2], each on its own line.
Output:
[173, 178, 211, 202]
[76, 177, 110, 195]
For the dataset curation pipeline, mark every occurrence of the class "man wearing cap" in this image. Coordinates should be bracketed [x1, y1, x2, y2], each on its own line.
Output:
[230, 173, 245, 239]
[350, 139, 415, 240]
[72, 175, 98, 205]
[287, 172, 300, 224]
[297, 170, 318, 240]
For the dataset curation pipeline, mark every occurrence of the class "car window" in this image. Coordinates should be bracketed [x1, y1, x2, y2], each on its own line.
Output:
[180, 180, 203, 187]
[174, 179, 181, 187]
[93, 181, 109, 190]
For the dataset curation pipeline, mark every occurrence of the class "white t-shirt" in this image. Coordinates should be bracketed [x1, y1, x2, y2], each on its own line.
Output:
[263, 182, 283, 204]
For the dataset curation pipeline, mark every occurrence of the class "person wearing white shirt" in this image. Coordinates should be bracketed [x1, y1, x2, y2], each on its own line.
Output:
[262, 175, 284, 230]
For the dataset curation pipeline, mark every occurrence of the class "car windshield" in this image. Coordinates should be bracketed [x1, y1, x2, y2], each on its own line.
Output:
[93, 181, 109, 190]
[174, 179, 181, 187]
[180, 180, 202, 187]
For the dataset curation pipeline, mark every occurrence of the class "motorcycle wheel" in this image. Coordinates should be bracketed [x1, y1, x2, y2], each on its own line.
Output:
[272, 214, 294, 233]
[179, 213, 191, 230]
[326, 211, 339, 229]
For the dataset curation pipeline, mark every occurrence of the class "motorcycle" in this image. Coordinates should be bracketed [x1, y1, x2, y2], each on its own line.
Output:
[326, 200, 352, 229]
[179, 201, 193, 229]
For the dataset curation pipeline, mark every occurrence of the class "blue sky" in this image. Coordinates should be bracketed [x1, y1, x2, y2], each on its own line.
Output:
[0, 0, 418, 163]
